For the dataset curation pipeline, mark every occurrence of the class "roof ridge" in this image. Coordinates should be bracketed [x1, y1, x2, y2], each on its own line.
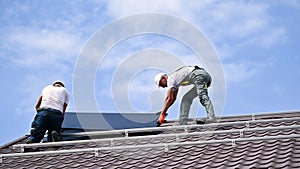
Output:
[0, 135, 28, 149]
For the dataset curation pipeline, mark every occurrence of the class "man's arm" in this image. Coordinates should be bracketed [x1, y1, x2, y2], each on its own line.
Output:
[35, 96, 42, 112]
[62, 103, 68, 116]
[161, 87, 178, 115]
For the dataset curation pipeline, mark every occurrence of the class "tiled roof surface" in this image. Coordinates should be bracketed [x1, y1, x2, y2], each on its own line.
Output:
[1, 111, 300, 168]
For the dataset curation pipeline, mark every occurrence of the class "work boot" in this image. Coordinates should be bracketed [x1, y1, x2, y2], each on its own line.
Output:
[179, 118, 188, 125]
[51, 131, 60, 142]
[24, 138, 39, 152]
[206, 117, 217, 124]
[25, 138, 33, 144]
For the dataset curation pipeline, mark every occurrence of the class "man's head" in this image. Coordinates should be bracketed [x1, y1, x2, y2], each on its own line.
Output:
[52, 80, 65, 87]
[154, 73, 168, 88]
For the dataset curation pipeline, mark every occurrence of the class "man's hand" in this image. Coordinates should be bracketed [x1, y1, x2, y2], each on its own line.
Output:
[35, 96, 42, 112]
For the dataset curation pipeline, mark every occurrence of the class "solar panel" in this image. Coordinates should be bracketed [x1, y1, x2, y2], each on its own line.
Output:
[62, 112, 160, 130]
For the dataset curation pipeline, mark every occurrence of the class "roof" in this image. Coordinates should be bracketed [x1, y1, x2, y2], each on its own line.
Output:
[1, 111, 300, 168]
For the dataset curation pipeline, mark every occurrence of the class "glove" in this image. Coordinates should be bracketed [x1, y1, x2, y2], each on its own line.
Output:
[156, 113, 167, 127]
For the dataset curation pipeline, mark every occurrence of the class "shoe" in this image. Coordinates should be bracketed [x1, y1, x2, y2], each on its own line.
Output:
[51, 131, 60, 142]
[24, 138, 34, 152]
[179, 119, 188, 125]
[25, 138, 33, 144]
[206, 118, 217, 124]
[196, 119, 206, 124]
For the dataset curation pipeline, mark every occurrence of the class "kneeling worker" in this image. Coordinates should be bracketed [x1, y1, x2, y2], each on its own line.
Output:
[25, 80, 69, 143]
[154, 65, 216, 126]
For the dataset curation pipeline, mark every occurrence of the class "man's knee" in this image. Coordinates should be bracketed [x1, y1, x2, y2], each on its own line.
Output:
[30, 127, 44, 142]
[30, 127, 37, 136]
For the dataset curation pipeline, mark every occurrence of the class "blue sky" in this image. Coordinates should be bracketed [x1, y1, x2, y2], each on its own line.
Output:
[1, 0, 299, 145]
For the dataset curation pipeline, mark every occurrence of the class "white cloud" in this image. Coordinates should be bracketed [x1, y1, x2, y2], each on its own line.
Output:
[224, 63, 253, 83]
[281, 0, 300, 9]
[258, 28, 287, 47]
[6, 28, 82, 68]
[106, 0, 182, 17]
[206, 1, 270, 36]
[223, 62, 271, 84]
[104, 0, 287, 58]
[2, 0, 293, 115]
[201, 1, 287, 50]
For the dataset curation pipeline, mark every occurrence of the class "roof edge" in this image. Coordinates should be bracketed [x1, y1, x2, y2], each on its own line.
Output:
[0, 135, 29, 149]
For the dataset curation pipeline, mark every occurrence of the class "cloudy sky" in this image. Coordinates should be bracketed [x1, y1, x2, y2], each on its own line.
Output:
[1, 0, 299, 145]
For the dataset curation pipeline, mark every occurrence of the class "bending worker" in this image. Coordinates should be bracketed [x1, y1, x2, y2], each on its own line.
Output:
[25, 80, 69, 144]
[154, 65, 216, 126]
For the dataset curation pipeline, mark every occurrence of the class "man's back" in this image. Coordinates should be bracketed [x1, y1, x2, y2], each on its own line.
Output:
[168, 66, 194, 88]
[40, 85, 69, 113]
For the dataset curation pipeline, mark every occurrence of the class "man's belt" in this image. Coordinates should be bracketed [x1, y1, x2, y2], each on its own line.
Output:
[37, 107, 62, 114]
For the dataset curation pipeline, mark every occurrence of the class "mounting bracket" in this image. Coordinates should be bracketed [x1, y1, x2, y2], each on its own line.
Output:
[164, 145, 169, 152]
[231, 139, 236, 147]
[110, 140, 115, 147]
[175, 135, 180, 142]
[184, 127, 189, 133]
[246, 121, 250, 128]
[21, 145, 24, 153]
[94, 149, 99, 157]
[252, 115, 256, 121]
[240, 129, 244, 138]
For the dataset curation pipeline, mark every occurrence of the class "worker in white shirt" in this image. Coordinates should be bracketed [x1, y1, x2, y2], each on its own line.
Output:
[25, 80, 69, 144]
[154, 66, 216, 126]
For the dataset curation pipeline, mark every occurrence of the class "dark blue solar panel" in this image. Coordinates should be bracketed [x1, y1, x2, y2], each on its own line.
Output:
[62, 112, 160, 130]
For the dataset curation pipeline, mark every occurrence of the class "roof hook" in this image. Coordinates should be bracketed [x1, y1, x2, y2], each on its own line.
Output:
[184, 127, 189, 133]
[252, 114, 256, 121]
[21, 145, 25, 153]
[164, 145, 169, 152]
[94, 149, 100, 157]
[240, 129, 244, 138]
[110, 140, 115, 147]
[246, 121, 250, 128]
[176, 135, 180, 142]
[231, 139, 236, 147]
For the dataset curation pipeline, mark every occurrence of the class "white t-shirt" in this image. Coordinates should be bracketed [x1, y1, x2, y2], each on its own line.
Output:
[167, 66, 194, 89]
[40, 85, 69, 113]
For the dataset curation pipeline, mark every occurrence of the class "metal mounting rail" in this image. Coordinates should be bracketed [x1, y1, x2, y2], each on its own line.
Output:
[2, 134, 300, 160]
[12, 125, 300, 152]
[62, 116, 300, 137]
[220, 110, 300, 119]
